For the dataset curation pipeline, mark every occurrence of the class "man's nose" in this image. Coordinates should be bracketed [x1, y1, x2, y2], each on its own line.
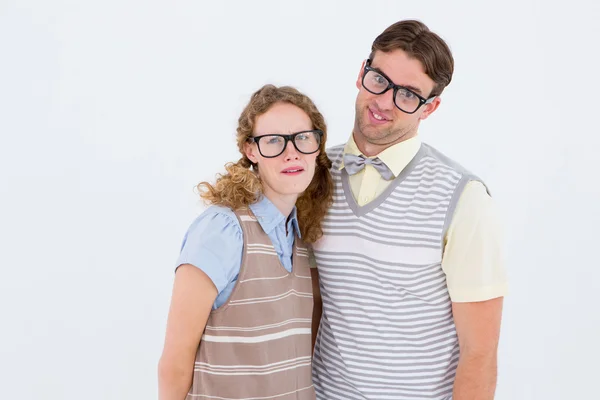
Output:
[375, 89, 395, 111]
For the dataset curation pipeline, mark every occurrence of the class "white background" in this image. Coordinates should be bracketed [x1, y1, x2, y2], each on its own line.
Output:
[1, 1, 599, 399]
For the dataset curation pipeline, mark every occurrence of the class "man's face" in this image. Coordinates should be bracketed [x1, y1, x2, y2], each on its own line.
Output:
[353, 49, 441, 155]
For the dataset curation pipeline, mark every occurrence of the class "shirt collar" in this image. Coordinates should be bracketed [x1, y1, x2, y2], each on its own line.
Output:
[249, 195, 302, 238]
[340, 134, 422, 177]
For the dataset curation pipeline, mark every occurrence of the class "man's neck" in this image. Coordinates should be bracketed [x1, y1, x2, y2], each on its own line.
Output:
[354, 131, 418, 157]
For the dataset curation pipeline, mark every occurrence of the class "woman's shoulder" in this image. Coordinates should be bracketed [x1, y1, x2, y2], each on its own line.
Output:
[187, 205, 242, 236]
[203, 204, 239, 220]
[177, 205, 245, 295]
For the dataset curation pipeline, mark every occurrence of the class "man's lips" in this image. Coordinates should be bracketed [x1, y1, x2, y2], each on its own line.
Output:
[368, 107, 391, 123]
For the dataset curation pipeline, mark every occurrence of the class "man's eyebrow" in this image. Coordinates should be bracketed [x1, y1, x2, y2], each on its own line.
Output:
[402, 85, 423, 95]
[371, 65, 424, 95]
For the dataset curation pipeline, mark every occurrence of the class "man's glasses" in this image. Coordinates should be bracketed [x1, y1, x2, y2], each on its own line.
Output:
[362, 59, 436, 114]
[248, 130, 323, 158]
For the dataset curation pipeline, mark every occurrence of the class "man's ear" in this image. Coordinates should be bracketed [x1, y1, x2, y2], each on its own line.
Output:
[419, 97, 442, 121]
[244, 142, 259, 164]
[356, 60, 367, 90]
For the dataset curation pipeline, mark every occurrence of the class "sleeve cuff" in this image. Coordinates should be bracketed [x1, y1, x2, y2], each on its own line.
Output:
[449, 282, 508, 303]
[175, 261, 228, 294]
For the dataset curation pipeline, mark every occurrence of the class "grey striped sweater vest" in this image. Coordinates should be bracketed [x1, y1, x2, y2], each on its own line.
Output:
[312, 143, 483, 400]
[186, 208, 316, 400]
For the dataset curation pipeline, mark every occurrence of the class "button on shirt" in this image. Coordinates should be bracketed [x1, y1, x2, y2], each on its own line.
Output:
[177, 195, 301, 309]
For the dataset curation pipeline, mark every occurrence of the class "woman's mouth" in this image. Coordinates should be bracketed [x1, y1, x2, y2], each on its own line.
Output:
[281, 167, 304, 175]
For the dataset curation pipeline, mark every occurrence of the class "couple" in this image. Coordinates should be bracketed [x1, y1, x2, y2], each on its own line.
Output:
[159, 19, 507, 400]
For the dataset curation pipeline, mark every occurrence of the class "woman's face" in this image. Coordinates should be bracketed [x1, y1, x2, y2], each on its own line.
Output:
[244, 102, 319, 205]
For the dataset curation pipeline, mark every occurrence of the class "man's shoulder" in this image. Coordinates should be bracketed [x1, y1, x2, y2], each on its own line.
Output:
[325, 144, 345, 169]
[421, 143, 479, 179]
[420, 142, 490, 196]
[326, 143, 345, 158]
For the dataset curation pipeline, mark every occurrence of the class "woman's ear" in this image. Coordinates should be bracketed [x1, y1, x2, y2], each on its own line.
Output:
[244, 142, 259, 164]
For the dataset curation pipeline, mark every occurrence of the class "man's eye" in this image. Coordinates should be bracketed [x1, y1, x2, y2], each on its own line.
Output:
[373, 74, 387, 85]
[398, 88, 416, 99]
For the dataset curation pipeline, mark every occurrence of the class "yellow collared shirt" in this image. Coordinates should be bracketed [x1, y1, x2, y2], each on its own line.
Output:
[332, 135, 508, 303]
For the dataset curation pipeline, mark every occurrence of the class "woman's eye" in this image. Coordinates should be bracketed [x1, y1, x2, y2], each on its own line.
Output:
[266, 136, 283, 144]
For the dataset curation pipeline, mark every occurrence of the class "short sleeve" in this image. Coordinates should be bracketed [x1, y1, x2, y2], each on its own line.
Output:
[176, 207, 243, 296]
[442, 181, 508, 302]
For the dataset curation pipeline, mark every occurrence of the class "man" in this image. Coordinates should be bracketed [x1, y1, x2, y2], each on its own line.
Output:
[310, 20, 507, 400]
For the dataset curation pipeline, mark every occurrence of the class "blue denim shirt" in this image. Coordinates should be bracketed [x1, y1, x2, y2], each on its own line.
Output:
[176, 195, 301, 309]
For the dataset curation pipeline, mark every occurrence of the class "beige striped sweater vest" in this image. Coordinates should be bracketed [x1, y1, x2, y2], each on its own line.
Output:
[186, 207, 316, 400]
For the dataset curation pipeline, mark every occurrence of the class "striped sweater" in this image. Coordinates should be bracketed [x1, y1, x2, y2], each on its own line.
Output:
[186, 208, 316, 400]
[312, 143, 483, 400]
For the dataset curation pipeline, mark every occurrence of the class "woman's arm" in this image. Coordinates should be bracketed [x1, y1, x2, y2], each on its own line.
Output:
[158, 264, 218, 400]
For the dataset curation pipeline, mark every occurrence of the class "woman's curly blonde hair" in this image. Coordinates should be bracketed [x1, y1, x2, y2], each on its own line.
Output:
[197, 84, 333, 244]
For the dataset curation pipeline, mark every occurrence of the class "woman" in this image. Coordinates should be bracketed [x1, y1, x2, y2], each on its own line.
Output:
[158, 84, 332, 400]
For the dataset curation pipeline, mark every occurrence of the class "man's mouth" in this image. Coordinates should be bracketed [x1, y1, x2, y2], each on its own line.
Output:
[368, 107, 390, 123]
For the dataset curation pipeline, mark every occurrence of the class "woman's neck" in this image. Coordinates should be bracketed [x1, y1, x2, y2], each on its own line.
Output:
[262, 189, 298, 218]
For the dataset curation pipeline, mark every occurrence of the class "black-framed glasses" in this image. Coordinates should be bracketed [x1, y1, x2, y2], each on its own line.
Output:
[247, 130, 323, 158]
[362, 59, 436, 114]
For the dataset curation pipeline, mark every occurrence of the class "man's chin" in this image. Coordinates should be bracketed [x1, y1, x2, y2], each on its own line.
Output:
[358, 127, 391, 142]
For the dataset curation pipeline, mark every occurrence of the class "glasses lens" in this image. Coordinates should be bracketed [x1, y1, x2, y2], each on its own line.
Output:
[363, 70, 389, 94]
[294, 131, 321, 154]
[394, 87, 421, 113]
[258, 135, 286, 157]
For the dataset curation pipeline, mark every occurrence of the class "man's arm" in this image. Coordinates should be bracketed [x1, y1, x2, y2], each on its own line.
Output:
[442, 181, 508, 399]
[452, 297, 503, 399]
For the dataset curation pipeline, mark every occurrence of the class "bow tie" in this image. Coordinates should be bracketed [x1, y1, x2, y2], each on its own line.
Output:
[343, 153, 395, 181]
